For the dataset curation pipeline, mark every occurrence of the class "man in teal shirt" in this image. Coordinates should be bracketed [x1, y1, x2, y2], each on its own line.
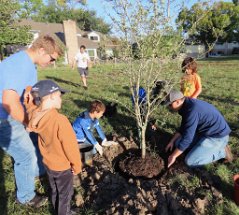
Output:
[0, 35, 63, 207]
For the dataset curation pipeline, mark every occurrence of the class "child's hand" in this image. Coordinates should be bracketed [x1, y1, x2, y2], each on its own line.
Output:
[71, 168, 80, 175]
[95, 143, 103, 155]
[101, 138, 107, 146]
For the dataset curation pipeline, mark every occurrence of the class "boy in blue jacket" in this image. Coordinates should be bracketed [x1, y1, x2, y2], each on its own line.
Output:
[72, 100, 107, 155]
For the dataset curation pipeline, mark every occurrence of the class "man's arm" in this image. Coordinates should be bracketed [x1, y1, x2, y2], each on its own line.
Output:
[168, 148, 183, 168]
[167, 111, 199, 167]
[86, 53, 91, 68]
[165, 132, 181, 152]
[2, 89, 27, 124]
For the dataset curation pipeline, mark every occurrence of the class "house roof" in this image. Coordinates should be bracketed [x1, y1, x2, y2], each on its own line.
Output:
[77, 37, 99, 49]
[83, 30, 121, 48]
[17, 19, 98, 49]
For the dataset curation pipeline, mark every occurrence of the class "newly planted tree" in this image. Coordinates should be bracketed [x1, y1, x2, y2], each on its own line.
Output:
[105, 0, 186, 159]
[106, 0, 213, 160]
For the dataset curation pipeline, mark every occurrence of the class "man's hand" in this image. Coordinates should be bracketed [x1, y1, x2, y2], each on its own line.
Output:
[168, 155, 177, 168]
[165, 141, 174, 152]
[95, 143, 103, 155]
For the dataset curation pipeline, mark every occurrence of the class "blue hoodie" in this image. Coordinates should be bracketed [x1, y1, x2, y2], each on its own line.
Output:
[72, 111, 106, 145]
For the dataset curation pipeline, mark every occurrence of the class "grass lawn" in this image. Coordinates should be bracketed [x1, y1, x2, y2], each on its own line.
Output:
[0, 57, 239, 214]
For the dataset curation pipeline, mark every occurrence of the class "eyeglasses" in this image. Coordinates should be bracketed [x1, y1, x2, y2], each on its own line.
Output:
[49, 55, 56, 62]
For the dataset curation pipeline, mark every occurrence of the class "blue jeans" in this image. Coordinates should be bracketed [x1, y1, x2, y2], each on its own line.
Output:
[79, 139, 97, 154]
[0, 117, 44, 203]
[175, 135, 229, 167]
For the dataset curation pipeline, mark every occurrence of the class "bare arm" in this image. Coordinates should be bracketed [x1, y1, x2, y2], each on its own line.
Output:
[191, 85, 202, 99]
[2, 90, 27, 124]
[87, 58, 92, 69]
[191, 75, 202, 99]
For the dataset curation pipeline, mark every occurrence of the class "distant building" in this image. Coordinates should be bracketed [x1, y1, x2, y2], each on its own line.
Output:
[184, 39, 239, 58]
[17, 19, 118, 64]
[184, 45, 206, 58]
[211, 41, 239, 55]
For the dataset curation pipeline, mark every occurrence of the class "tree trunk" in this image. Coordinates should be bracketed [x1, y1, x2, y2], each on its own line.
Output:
[141, 126, 146, 159]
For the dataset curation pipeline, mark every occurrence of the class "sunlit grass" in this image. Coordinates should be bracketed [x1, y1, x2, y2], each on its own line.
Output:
[1, 57, 239, 214]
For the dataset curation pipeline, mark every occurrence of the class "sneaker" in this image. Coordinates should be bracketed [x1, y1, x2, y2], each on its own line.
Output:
[23, 195, 48, 208]
[224, 145, 233, 163]
[83, 86, 88, 90]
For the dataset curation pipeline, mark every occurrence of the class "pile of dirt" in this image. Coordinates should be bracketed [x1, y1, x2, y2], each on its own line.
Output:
[73, 134, 233, 215]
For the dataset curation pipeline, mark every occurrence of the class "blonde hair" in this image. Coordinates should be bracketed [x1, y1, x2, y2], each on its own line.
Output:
[30, 34, 63, 56]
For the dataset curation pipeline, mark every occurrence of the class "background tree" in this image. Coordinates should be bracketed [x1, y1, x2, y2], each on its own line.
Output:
[0, 0, 32, 57]
[18, 0, 44, 19]
[177, 1, 239, 54]
[18, 0, 111, 34]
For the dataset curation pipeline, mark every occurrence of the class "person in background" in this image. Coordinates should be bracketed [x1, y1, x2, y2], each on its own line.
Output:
[26, 80, 82, 215]
[72, 45, 91, 90]
[180, 57, 202, 99]
[0, 34, 63, 207]
[72, 100, 107, 156]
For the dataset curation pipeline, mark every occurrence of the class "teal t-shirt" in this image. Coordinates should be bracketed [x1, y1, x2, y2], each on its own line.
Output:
[0, 51, 37, 119]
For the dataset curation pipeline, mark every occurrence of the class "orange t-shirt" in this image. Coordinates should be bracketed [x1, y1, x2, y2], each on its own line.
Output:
[181, 73, 201, 98]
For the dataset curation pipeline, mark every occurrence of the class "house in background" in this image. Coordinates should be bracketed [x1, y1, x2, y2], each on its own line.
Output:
[184, 44, 206, 58]
[17, 19, 110, 64]
[82, 30, 120, 59]
[211, 41, 239, 55]
[184, 39, 239, 58]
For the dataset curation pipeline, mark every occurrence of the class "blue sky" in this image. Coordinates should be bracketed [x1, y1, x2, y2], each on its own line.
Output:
[85, 0, 230, 25]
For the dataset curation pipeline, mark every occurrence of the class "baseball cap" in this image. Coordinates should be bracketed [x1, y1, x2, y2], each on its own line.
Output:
[164, 89, 184, 106]
[31, 80, 68, 99]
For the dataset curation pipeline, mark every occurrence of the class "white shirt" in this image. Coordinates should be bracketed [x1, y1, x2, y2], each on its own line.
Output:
[75, 51, 90, 68]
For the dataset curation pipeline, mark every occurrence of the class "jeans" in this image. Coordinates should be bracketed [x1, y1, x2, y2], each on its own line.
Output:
[0, 117, 44, 203]
[79, 139, 97, 154]
[175, 135, 229, 167]
[45, 166, 73, 215]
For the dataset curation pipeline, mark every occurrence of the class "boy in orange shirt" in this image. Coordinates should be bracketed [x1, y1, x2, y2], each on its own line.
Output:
[180, 57, 202, 98]
[25, 80, 82, 215]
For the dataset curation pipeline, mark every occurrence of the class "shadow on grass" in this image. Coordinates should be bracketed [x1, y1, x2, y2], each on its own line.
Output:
[200, 94, 239, 106]
[45, 76, 81, 88]
[0, 149, 7, 215]
[194, 165, 234, 202]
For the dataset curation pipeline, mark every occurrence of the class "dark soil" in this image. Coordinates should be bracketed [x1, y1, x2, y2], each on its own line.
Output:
[118, 152, 165, 178]
[72, 130, 234, 215]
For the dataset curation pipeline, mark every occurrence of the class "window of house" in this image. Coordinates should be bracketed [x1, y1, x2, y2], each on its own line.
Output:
[90, 36, 99, 41]
[87, 49, 95, 60]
